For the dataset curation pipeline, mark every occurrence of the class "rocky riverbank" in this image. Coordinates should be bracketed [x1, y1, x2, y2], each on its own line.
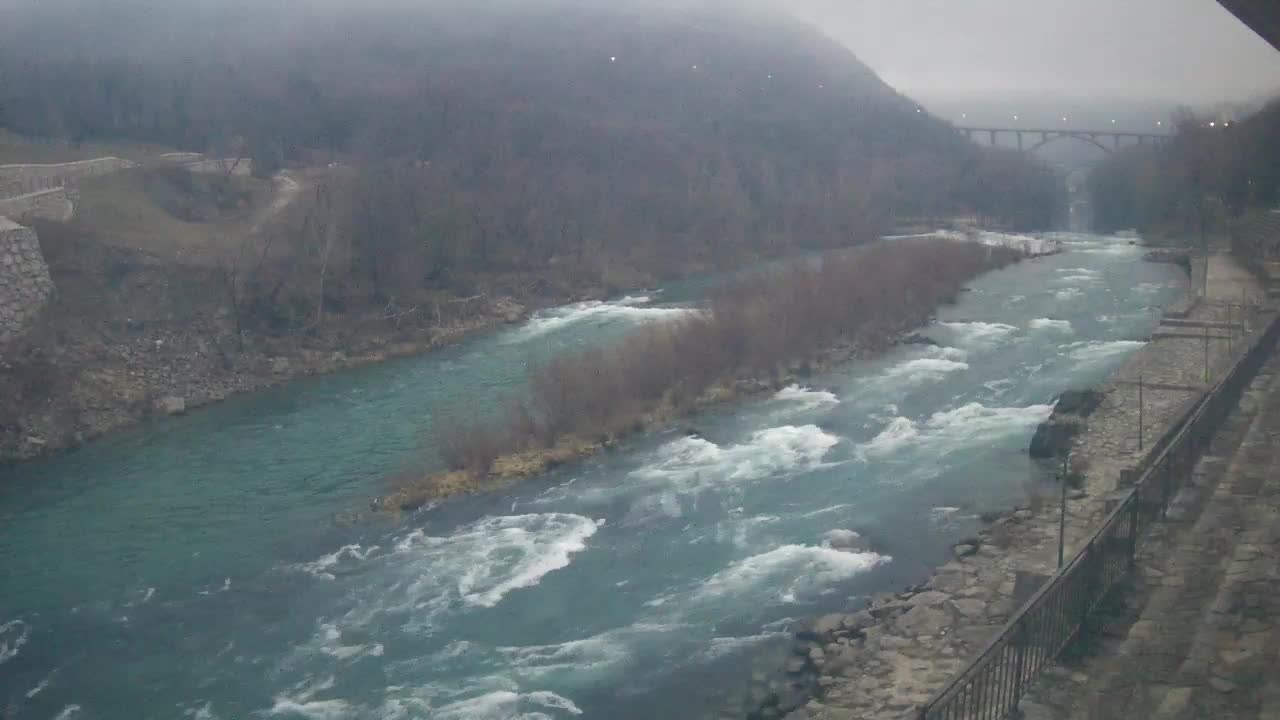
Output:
[0, 290, 535, 463]
[0, 219, 640, 464]
[738, 255, 1265, 720]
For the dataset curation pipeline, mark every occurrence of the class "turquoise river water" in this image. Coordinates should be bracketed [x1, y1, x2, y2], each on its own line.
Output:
[0, 233, 1185, 720]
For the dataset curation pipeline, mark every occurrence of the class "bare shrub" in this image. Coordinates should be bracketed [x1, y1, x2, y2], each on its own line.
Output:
[437, 421, 507, 473]
[430, 238, 1023, 471]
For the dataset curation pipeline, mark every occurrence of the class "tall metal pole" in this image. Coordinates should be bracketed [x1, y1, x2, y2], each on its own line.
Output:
[1138, 374, 1144, 453]
[1228, 304, 1234, 355]
[1204, 323, 1211, 383]
[1058, 451, 1069, 569]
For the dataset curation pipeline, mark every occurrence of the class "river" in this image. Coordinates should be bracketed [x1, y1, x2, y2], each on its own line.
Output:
[0, 233, 1185, 720]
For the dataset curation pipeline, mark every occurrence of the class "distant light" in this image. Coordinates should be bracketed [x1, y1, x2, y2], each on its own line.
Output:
[610, 56, 617, 62]
[1157, 121, 1163, 126]
[767, 74, 773, 79]
[916, 108, 922, 113]
[1062, 116, 1068, 122]
[1111, 119, 1117, 124]
[961, 113, 967, 119]
[1224, 121, 1231, 127]
[1013, 115, 1019, 121]
[1209, 121, 1216, 127]
[691, 65, 698, 70]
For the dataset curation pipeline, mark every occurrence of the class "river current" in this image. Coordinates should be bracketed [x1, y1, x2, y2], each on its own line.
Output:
[0, 233, 1185, 720]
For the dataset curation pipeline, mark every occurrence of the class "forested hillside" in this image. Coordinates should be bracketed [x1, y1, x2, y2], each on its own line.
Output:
[0, 0, 1063, 460]
[1089, 99, 1280, 236]
[1, 0, 1058, 295]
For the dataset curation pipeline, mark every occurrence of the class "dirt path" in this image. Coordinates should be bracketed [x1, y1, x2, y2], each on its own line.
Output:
[249, 171, 303, 235]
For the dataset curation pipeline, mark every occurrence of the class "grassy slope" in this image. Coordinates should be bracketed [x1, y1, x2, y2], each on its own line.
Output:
[0, 128, 176, 165]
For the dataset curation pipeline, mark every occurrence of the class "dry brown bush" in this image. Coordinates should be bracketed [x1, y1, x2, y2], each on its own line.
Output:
[433, 238, 1023, 472]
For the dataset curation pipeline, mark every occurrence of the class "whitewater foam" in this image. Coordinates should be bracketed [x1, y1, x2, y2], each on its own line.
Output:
[695, 544, 889, 604]
[632, 425, 839, 488]
[495, 624, 673, 679]
[52, 706, 81, 720]
[267, 697, 352, 720]
[26, 669, 56, 699]
[926, 402, 1054, 445]
[714, 513, 783, 548]
[432, 690, 583, 720]
[881, 358, 970, 384]
[1067, 340, 1146, 363]
[858, 417, 920, 459]
[310, 622, 385, 661]
[293, 544, 380, 581]
[0, 619, 29, 665]
[396, 513, 599, 609]
[698, 633, 786, 662]
[935, 321, 1018, 347]
[1029, 318, 1073, 333]
[1054, 268, 1101, 285]
[773, 385, 839, 412]
[974, 231, 1056, 255]
[1055, 288, 1084, 301]
[505, 297, 699, 343]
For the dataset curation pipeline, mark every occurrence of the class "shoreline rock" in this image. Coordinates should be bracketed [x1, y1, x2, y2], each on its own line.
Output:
[1028, 388, 1106, 460]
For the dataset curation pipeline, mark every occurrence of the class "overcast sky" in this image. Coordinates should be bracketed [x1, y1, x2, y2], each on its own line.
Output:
[789, 0, 1280, 105]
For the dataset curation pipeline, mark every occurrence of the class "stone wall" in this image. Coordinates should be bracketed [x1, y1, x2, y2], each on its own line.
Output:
[0, 188, 76, 223]
[0, 217, 53, 344]
[0, 157, 138, 200]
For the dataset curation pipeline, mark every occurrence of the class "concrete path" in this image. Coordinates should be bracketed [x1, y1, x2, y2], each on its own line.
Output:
[1020, 344, 1280, 720]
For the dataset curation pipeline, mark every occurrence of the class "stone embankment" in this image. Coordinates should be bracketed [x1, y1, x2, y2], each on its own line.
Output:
[0, 218, 53, 344]
[0, 157, 139, 347]
[747, 254, 1269, 720]
[0, 157, 137, 198]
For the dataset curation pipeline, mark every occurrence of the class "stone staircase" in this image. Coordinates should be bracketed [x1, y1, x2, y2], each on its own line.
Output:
[1021, 348, 1280, 720]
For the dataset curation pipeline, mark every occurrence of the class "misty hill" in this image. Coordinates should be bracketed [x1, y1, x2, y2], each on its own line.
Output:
[1, 2, 1057, 281]
[0, 0, 1063, 461]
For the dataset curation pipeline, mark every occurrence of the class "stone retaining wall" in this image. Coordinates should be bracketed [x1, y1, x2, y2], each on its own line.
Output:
[0, 157, 137, 200]
[0, 217, 53, 344]
[0, 188, 76, 223]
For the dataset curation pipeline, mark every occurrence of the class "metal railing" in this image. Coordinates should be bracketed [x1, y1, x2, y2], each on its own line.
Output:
[917, 309, 1280, 720]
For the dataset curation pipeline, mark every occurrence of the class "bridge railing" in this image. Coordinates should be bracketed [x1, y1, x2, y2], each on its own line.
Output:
[916, 307, 1280, 720]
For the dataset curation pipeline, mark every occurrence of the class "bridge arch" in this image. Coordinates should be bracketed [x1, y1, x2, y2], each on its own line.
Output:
[1026, 132, 1114, 155]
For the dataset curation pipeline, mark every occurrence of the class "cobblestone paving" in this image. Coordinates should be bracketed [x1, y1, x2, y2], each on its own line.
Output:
[1020, 344, 1280, 720]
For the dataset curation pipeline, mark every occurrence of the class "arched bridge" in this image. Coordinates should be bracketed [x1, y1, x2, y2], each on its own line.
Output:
[956, 126, 1171, 154]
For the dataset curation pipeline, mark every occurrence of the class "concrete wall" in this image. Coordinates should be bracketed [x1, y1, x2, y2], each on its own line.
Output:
[0, 217, 53, 344]
[0, 157, 138, 200]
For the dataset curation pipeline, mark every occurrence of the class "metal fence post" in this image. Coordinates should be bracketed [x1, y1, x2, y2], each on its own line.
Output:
[1161, 458, 1172, 520]
[1058, 452, 1069, 569]
[1128, 496, 1140, 566]
[1138, 374, 1144, 453]
[1204, 324, 1211, 383]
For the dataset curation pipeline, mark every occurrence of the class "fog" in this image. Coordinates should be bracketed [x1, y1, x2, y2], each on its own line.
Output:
[2, 0, 1277, 108]
[791, 0, 1280, 105]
